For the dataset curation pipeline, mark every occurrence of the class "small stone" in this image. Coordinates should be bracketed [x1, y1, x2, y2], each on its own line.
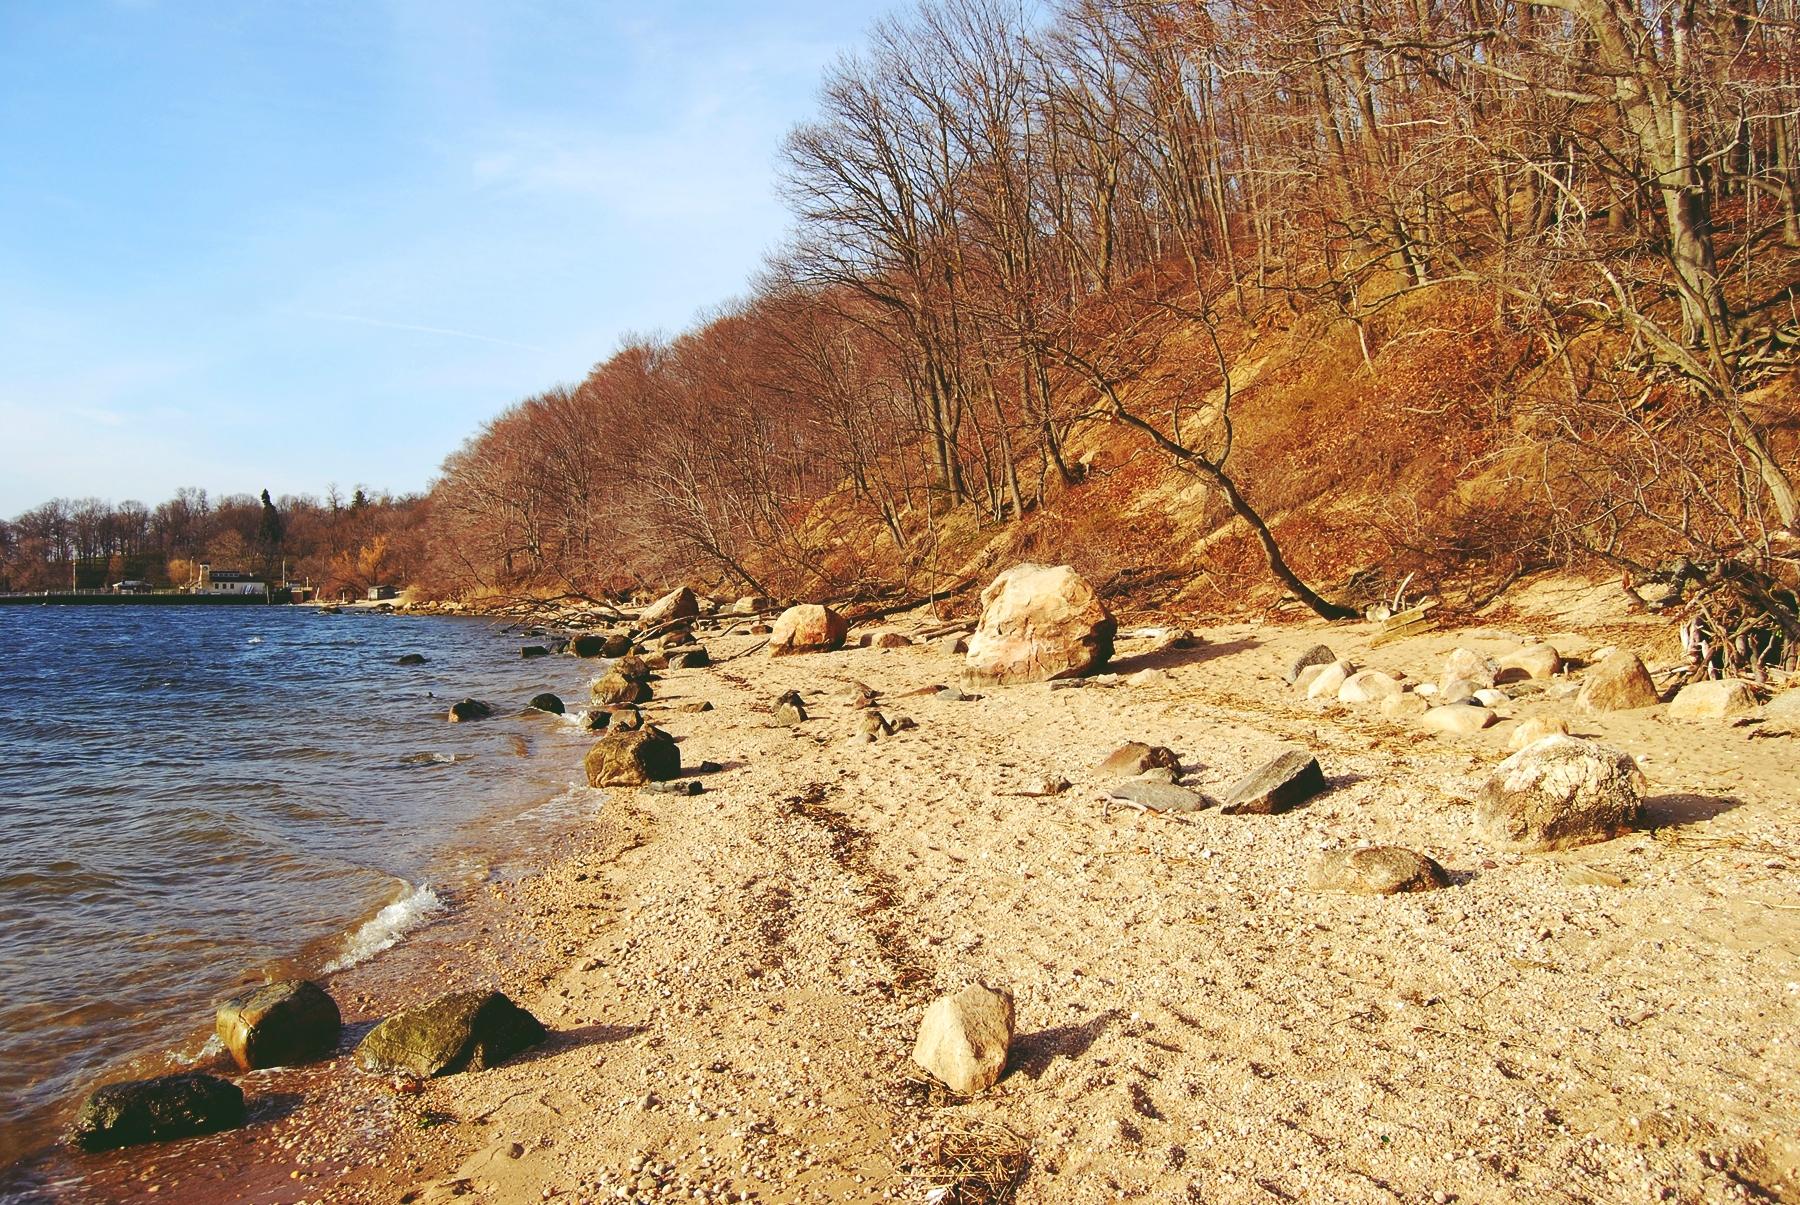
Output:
[1438, 678, 1480, 705]
[1473, 688, 1510, 708]
[591, 672, 652, 707]
[680, 701, 714, 713]
[1308, 847, 1449, 895]
[1421, 704, 1495, 736]
[644, 779, 704, 796]
[912, 984, 1014, 1094]
[859, 711, 894, 739]
[1667, 679, 1759, 720]
[395, 653, 427, 666]
[1126, 668, 1164, 687]
[1441, 648, 1498, 693]
[1095, 743, 1180, 776]
[773, 691, 808, 726]
[527, 693, 565, 715]
[1294, 664, 1329, 694]
[521, 645, 550, 659]
[1218, 749, 1327, 815]
[875, 632, 913, 649]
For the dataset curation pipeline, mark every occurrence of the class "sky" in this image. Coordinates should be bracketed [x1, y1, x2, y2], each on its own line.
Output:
[0, 0, 894, 516]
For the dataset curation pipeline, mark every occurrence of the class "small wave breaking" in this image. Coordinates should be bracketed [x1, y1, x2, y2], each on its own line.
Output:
[322, 882, 443, 973]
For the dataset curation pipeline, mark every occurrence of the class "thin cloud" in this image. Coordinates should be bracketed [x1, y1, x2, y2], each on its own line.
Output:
[298, 311, 545, 352]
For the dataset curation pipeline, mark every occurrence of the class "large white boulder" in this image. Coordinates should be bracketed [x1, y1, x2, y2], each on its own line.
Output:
[963, 564, 1114, 686]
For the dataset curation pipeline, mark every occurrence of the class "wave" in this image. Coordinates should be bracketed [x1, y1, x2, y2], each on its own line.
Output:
[246, 636, 264, 645]
[321, 882, 443, 973]
[399, 751, 471, 767]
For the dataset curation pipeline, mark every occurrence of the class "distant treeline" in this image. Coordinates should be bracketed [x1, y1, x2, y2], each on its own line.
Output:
[0, 487, 427, 596]
[419, 0, 1799, 607]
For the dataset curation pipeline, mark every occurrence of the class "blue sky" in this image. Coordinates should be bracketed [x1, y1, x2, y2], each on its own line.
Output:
[0, 0, 892, 515]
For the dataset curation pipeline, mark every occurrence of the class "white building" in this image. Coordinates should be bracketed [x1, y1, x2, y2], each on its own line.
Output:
[192, 564, 265, 595]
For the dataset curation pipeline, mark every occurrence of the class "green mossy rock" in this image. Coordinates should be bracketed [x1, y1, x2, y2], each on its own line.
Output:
[354, 990, 546, 1079]
[72, 1072, 246, 1152]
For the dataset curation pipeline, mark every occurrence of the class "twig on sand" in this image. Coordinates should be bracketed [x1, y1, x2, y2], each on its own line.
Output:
[715, 639, 770, 664]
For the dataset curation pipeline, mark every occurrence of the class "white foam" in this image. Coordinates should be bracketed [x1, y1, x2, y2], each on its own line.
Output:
[247, 636, 264, 645]
[322, 882, 443, 973]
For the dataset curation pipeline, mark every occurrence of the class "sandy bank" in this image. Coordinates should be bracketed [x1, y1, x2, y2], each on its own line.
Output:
[44, 581, 1800, 1203]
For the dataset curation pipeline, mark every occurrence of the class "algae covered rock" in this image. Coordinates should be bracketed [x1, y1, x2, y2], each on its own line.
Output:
[355, 990, 546, 1078]
[584, 726, 681, 786]
[72, 1072, 246, 1151]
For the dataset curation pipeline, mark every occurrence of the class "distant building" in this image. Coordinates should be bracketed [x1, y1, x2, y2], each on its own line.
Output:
[367, 585, 398, 601]
[112, 580, 150, 594]
[192, 564, 265, 596]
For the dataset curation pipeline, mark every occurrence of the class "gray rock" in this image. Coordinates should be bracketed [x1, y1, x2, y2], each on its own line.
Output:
[667, 647, 711, 669]
[644, 779, 704, 796]
[527, 693, 564, 715]
[72, 1073, 246, 1151]
[773, 690, 808, 726]
[216, 980, 341, 1071]
[1219, 749, 1327, 815]
[521, 645, 550, 659]
[395, 653, 427, 666]
[1286, 644, 1337, 685]
[1308, 847, 1448, 895]
[354, 990, 546, 1079]
[1106, 779, 1210, 813]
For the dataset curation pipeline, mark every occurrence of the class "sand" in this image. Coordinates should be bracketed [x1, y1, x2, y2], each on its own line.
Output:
[48, 579, 1800, 1203]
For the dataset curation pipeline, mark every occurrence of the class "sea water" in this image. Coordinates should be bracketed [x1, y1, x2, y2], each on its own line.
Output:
[0, 605, 605, 1172]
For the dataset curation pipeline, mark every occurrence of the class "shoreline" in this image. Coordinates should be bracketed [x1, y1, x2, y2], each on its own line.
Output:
[15, 584, 1800, 1202]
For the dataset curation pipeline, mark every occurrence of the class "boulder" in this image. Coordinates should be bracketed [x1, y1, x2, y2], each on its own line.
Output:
[447, 699, 494, 723]
[584, 726, 680, 786]
[773, 690, 808, 726]
[1578, 650, 1660, 712]
[1507, 715, 1570, 751]
[1219, 749, 1327, 815]
[568, 633, 607, 658]
[581, 709, 611, 731]
[72, 1073, 246, 1152]
[769, 604, 849, 656]
[667, 647, 712, 669]
[1305, 661, 1353, 700]
[1308, 847, 1449, 895]
[520, 645, 550, 659]
[1286, 644, 1337, 685]
[875, 631, 914, 649]
[1765, 689, 1800, 725]
[640, 586, 700, 629]
[1095, 742, 1180, 777]
[1496, 644, 1561, 683]
[962, 564, 1115, 686]
[1294, 664, 1330, 694]
[611, 654, 652, 682]
[1338, 670, 1402, 705]
[606, 707, 645, 732]
[1474, 735, 1644, 851]
[659, 628, 696, 649]
[527, 693, 564, 715]
[591, 672, 652, 707]
[1421, 704, 1495, 736]
[216, 980, 341, 1071]
[1441, 648, 1498, 693]
[354, 990, 546, 1079]
[395, 653, 427, 666]
[600, 633, 633, 658]
[1438, 678, 1481, 705]
[912, 984, 1015, 1095]
[1667, 679, 1759, 720]
[734, 595, 775, 615]
[1380, 693, 1430, 719]
[1106, 780, 1209, 813]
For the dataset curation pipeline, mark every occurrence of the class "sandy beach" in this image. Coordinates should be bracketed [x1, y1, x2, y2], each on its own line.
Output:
[45, 578, 1800, 1205]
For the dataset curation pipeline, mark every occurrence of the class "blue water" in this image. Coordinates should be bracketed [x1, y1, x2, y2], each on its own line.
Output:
[0, 606, 604, 1168]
